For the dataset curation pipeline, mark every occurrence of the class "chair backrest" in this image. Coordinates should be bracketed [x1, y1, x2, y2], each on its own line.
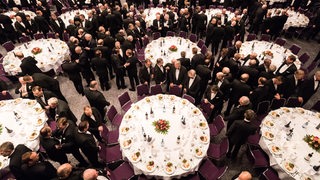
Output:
[270, 98, 286, 110]
[19, 36, 31, 43]
[148, 4, 154, 8]
[201, 45, 207, 55]
[169, 85, 182, 97]
[197, 39, 205, 48]
[0, 92, 13, 100]
[166, 31, 175, 37]
[227, 7, 234, 11]
[142, 37, 149, 47]
[46, 32, 56, 39]
[289, 44, 301, 55]
[262, 168, 280, 180]
[152, 32, 161, 40]
[274, 37, 286, 46]
[107, 105, 118, 122]
[189, 33, 197, 43]
[150, 84, 163, 95]
[182, 94, 195, 104]
[118, 91, 131, 107]
[311, 100, 320, 112]
[62, 32, 70, 42]
[200, 100, 213, 117]
[135, 41, 142, 50]
[256, 101, 270, 115]
[209, 5, 216, 9]
[110, 161, 135, 180]
[199, 159, 219, 179]
[157, 4, 163, 8]
[179, 31, 187, 38]
[136, 84, 149, 96]
[260, 34, 271, 42]
[2, 41, 15, 52]
[246, 34, 256, 41]
[220, 138, 229, 155]
[299, 52, 310, 64]
[213, 115, 225, 132]
[307, 61, 317, 72]
[34, 33, 45, 40]
[285, 97, 302, 107]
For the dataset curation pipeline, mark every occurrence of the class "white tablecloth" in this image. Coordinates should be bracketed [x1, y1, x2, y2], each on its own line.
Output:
[144, 8, 178, 28]
[205, 9, 235, 25]
[119, 95, 210, 179]
[240, 40, 301, 70]
[59, 10, 89, 27]
[3, 38, 70, 75]
[259, 107, 320, 180]
[267, 0, 287, 5]
[145, 36, 200, 66]
[270, 9, 309, 30]
[0, 98, 48, 169]
[3, 10, 36, 25]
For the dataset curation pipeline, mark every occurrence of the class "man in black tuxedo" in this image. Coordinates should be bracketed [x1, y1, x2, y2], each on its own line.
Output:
[79, 14, 94, 36]
[14, 16, 32, 37]
[265, 76, 284, 101]
[169, 60, 187, 90]
[152, 14, 163, 34]
[226, 109, 257, 159]
[275, 55, 297, 78]
[257, 59, 271, 74]
[34, 10, 51, 35]
[178, 51, 191, 70]
[212, 72, 231, 100]
[111, 48, 127, 89]
[203, 85, 224, 121]
[83, 34, 97, 60]
[48, 97, 77, 123]
[49, 13, 66, 39]
[226, 53, 241, 79]
[225, 96, 252, 129]
[0, 13, 18, 43]
[40, 126, 68, 165]
[184, 69, 201, 102]
[91, 50, 111, 91]
[249, 4, 267, 34]
[226, 41, 242, 59]
[282, 70, 304, 99]
[74, 46, 95, 87]
[222, 21, 236, 48]
[154, 58, 166, 85]
[53, 118, 89, 167]
[210, 20, 225, 55]
[122, 36, 135, 58]
[32, 86, 58, 110]
[139, 59, 153, 85]
[61, 59, 84, 95]
[0, 142, 31, 180]
[196, 9, 207, 38]
[162, 13, 173, 37]
[238, 60, 259, 88]
[25, 15, 38, 36]
[124, 49, 140, 91]
[190, 47, 205, 70]
[81, 106, 104, 142]
[23, 73, 67, 102]
[16, 52, 42, 76]
[298, 71, 320, 105]
[196, 62, 212, 99]
[84, 80, 111, 117]
[75, 121, 104, 168]
[249, 77, 269, 110]
[52, 0, 65, 14]
[20, 151, 57, 180]
[95, 39, 115, 79]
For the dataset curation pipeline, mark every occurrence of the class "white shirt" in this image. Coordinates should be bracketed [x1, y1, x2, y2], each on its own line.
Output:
[175, 69, 180, 80]
[210, 91, 217, 100]
[188, 76, 195, 88]
[278, 63, 291, 74]
[55, 20, 60, 27]
[19, 21, 25, 28]
[217, 80, 223, 88]
[314, 76, 319, 91]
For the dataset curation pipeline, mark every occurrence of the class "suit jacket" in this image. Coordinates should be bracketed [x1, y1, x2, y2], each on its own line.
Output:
[275, 63, 297, 77]
[196, 13, 207, 30]
[153, 64, 166, 84]
[14, 21, 30, 36]
[75, 131, 99, 155]
[125, 56, 138, 74]
[249, 85, 269, 109]
[21, 161, 57, 180]
[34, 15, 51, 34]
[152, 19, 163, 31]
[212, 78, 231, 100]
[39, 136, 67, 163]
[225, 103, 252, 123]
[178, 57, 191, 70]
[169, 66, 187, 85]
[229, 79, 251, 101]
[265, 79, 283, 100]
[111, 54, 125, 75]
[20, 56, 42, 75]
[139, 65, 152, 84]
[191, 54, 205, 69]
[227, 120, 256, 145]
[282, 74, 302, 98]
[31, 73, 60, 93]
[35, 90, 57, 109]
[185, 75, 201, 98]
[226, 46, 240, 59]
[61, 60, 82, 81]
[80, 107, 102, 133]
[238, 66, 259, 88]
[49, 18, 65, 35]
[49, 99, 77, 123]
[211, 26, 225, 42]
[84, 88, 110, 115]
[9, 144, 31, 180]
[91, 57, 108, 76]
[204, 87, 224, 112]
[53, 120, 78, 152]
[298, 78, 319, 104]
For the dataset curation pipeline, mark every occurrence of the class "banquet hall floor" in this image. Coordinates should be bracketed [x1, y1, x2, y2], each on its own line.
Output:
[0, 36, 319, 179]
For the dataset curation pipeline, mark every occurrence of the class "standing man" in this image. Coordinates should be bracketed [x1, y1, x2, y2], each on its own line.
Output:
[139, 59, 153, 85]
[74, 46, 95, 87]
[124, 49, 139, 91]
[61, 59, 84, 95]
[16, 52, 42, 76]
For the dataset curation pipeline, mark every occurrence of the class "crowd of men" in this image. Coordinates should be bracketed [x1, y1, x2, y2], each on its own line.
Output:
[0, 0, 320, 179]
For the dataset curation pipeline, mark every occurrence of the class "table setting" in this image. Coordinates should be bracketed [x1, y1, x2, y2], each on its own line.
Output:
[205, 9, 234, 25]
[144, 8, 178, 28]
[0, 98, 48, 169]
[2, 38, 70, 75]
[119, 95, 210, 179]
[269, 8, 309, 30]
[59, 9, 89, 26]
[144, 36, 200, 66]
[240, 40, 301, 69]
[259, 107, 320, 180]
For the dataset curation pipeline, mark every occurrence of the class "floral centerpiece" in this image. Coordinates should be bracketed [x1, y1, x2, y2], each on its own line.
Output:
[31, 47, 42, 55]
[168, 45, 178, 52]
[303, 135, 320, 152]
[152, 119, 170, 134]
[262, 50, 273, 58]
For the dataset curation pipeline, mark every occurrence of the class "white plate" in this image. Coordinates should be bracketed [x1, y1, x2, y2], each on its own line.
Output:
[28, 131, 39, 140]
[282, 161, 296, 174]
[199, 135, 209, 144]
[194, 147, 205, 158]
[120, 127, 130, 135]
[34, 118, 45, 126]
[121, 139, 132, 149]
[164, 163, 175, 175]
[198, 122, 208, 130]
[145, 161, 156, 173]
[262, 131, 274, 141]
[131, 151, 141, 163]
[180, 159, 191, 171]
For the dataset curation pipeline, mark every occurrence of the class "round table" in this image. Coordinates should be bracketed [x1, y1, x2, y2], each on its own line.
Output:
[3, 38, 70, 75]
[205, 9, 235, 25]
[240, 40, 301, 70]
[144, 36, 200, 66]
[259, 107, 320, 180]
[270, 8, 309, 30]
[3, 10, 36, 25]
[59, 10, 89, 27]
[267, 0, 287, 5]
[0, 98, 48, 169]
[144, 8, 178, 28]
[119, 95, 210, 179]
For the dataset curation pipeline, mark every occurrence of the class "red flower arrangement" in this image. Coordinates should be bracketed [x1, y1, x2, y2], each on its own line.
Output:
[304, 135, 320, 152]
[31, 47, 42, 55]
[152, 119, 170, 134]
[168, 45, 178, 52]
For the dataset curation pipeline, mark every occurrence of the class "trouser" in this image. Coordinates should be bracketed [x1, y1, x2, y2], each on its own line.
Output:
[70, 149, 88, 166]
[227, 140, 242, 159]
[115, 73, 125, 88]
[97, 74, 110, 90]
[71, 78, 84, 94]
[128, 73, 139, 89]
[81, 69, 95, 86]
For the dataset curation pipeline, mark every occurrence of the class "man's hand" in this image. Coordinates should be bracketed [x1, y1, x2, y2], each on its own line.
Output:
[274, 93, 281, 100]
[204, 99, 208, 103]
[1, 91, 7, 96]
[298, 97, 303, 103]
[75, 59, 79, 63]
[98, 126, 103, 132]
[144, 82, 148, 85]
[55, 144, 62, 149]
[170, 83, 174, 88]
[210, 104, 214, 109]
[178, 84, 183, 89]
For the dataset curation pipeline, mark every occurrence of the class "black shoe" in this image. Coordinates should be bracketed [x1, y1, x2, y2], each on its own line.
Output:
[129, 88, 135, 91]
[121, 85, 127, 89]
[105, 86, 111, 91]
[77, 162, 89, 167]
[117, 86, 121, 90]
[110, 75, 115, 79]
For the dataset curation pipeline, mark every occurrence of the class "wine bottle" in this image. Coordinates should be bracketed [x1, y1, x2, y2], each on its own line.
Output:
[313, 165, 320, 171]
[5, 127, 13, 133]
[172, 105, 176, 113]
[285, 121, 291, 128]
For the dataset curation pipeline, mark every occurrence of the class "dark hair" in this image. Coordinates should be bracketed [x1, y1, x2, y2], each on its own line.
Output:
[78, 121, 88, 131]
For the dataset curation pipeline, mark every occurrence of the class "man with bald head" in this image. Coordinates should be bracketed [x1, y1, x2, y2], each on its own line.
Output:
[16, 51, 42, 76]
[75, 46, 95, 86]
[232, 171, 253, 180]
[184, 69, 201, 103]
[14, 15, 31, 37]
[57, 163, 83, 180]
[169, 60, 188, 91]
[82, 168, 110, 180]
[227, 41, 242, 58]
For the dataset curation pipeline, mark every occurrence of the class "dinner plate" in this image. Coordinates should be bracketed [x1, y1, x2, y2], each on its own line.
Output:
[269, 144, 281, 155]
[34, 107, 44, 114]
[120, 127, 130, 135]
[191, 109, 201, 116]
[28, 131, 39, 140]
[121, 139, 132, 149]
[34, 118, 45, 126]
[13, 98, 22, 104]
[198, 122, 208, 130]
[282, 161, 296, 174]
[180, 159, 191, 171]
[280, 107, 290, 113]
[263, 131, 274, 140]
[296, 107, 305, 114]
[26, 100, 37, 107]
[145, 161, 156, 173]
[263, 120, 275, 128]
[130, 151, 141, 163]
[199, 135, 209, 144]
[194, 147, 205, 158]
[164, 162, 175, 175]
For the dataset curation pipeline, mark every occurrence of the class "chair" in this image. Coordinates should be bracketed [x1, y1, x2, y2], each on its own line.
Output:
[150, 84, 163, 95]
[209, 115, 225, 136]
[2, 41, 15, 52]
[307, 61, 317, 72]
[135, 41, 142, 51]
[198, 158, 228, 180]
[246, 34, 256, 41]
[200, 100, 213, 120]
[247, 133, 261, 147]
[207, 138, 229, 160]
[269, 98, 286, 110]
[109, 161, 135, 180]
[46, 32, 56, 39]
[136, 84, 149, 101]
[182, 94, 195, 104]
[33, 33, 45, 40]
[274, 37, 286, 46]
[19, 36, 31, 43]
[247, 147, 269, 169]
[285, 97, 302, 107]
[260, 34, 271, 42]
[136, 51, 145, 63]
[179, 31, 187, 38]
[166, 31, 175, 37]
[118, 91, 133, 112]
[227, 7, 234, 11]
[299, 52, 310, 64]
[197, 39, 205, 48]
[189, 33, 197, 43]
[260, 168, 280, 180]
[209, 5, 216, 8]
[169, 85, 182, 97]
[256, 101, 270, 122]
[62, 32, 70, 42]
[105, 144, 123, 164]
[142, 37, 150, 47]
[152, 32, 161, 40]
[148, 4, 154, 8]
[201, 45, 208, 55]
[311, 100, 320, 112]
[107, 129, 119, 146]
[157, 4, 163, 8]
[0, 91, 13, 100]
[289, 44, 301, 55]
[106, 105, 123, 127]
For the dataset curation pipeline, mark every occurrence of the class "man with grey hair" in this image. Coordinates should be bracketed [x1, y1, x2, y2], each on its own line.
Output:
[225, 96, 252, 129]
[184, 69, 201, 103]
[48, 97, 77, 123]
